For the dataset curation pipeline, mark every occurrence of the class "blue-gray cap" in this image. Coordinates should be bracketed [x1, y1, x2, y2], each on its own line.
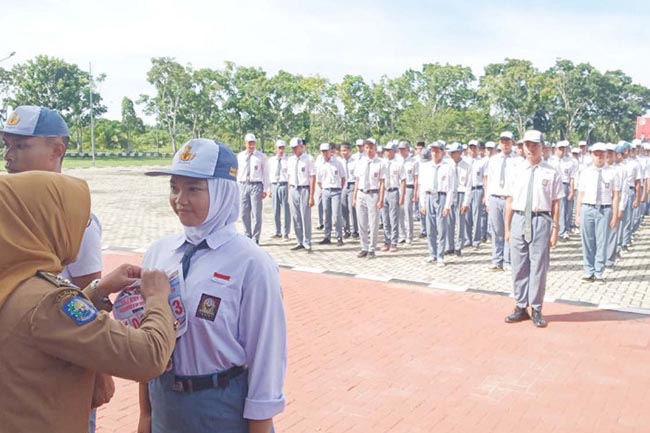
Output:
[145, 138, 238, 181]
[3, 105, 70, 137]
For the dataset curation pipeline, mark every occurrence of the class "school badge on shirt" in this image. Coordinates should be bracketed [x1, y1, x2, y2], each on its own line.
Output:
[61, 296, 98, 325]
[196, 294, 221, 321]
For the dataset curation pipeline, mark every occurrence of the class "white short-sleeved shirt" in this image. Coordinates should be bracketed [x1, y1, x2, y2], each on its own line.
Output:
[143, 231, 287, 420]
[267, 155, 289, 183]
[317, 157, 345, 189]
[418, 160, 456, 210]
[549, 156, 579, 183]
[288, 152, 316, 187]
[341, 156, 354, 182]
[383, 158, 406, 190]
[506, 160, 564, 212]
[355, 156, 385, 191]
[237, 150, 270, 191]
[60, 213, 103, 280]
[399, 155, 419, 186]
[486, 152, 520, 197]
[578, 165, 621, 205]
[623, 158, 642, 189]
[469, 157, 487, 188]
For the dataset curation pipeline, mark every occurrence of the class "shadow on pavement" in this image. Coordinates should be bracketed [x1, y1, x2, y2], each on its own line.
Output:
[545, 309, 650, 323]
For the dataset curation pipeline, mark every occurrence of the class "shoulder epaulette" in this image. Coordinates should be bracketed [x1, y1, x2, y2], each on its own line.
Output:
[36, 271, 78, 289]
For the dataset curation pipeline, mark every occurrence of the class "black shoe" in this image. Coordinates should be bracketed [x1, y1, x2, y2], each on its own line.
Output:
[290, 244, 304, 251]
[357, 250, 368, 258]
[504, 307, 530, 323]
[283, 235, 289, 240]
[455, 250, 462, 257]
[319, 238, 331, 245]
[344, 232, 351, 239]
[317, 224, 324, 230]
[489, 265, 503, 272]
[352, 233, 360, 239]
[305, 245, 312, 253]
[622, 245, 629, 252]
[272, 234, 282, 238]
[255, 239, 260, 245]
[399, 240, 406, 244]
[419, 233, 427, 238]
[379, 224, 383, 230]
[581, 274, 595, 282]
[367, 251, 376, 259]
[531, 309, 547, 328]
[337, 239, 344, 246]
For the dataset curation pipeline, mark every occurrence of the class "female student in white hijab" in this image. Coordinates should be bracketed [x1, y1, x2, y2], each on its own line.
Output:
[138, 139, 287, 433]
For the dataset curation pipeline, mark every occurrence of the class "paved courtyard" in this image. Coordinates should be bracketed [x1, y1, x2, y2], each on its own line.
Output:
[67, 166, 650, 311]
[96, 253, 650, 433]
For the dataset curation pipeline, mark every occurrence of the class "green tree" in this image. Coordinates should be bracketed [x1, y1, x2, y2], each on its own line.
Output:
[6, 55, 106, 151]
[121, 97, 144, 152]
[478, 59, 548, 138]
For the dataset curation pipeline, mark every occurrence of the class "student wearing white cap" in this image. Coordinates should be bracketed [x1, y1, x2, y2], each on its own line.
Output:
[236, 133, 270, 244]
[578, 140, 592, 166]
[575, 142, 621, 282]
[267, 139, 291, 240]
[287, 137, 316, 252]
[504, 130, 563, 328]
[142, 138, 287, 433]
[466, 140, 487, 248]
[3, 105, 108, 432]
[548, 140, 578, 240]
[339, 142, 356, 239]
[447, 142, 472, 255]
[347, 139, 366, 239]
[317, 142, 346, 245]
[397, 140, 419, 245]
[484, 132, 518, 271]
[353, 138, 385, 258]
[619, 142, 641, 252]
[419, 141, 455, 266]
[605, 144, 627, 269]
[381, 141, 406, 251]
[629, 140, 645, 233]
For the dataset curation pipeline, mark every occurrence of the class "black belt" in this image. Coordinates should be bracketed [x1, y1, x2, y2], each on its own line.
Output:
[347, 182, 356, 187]
[239, 181, 262, 185]
[386, 188, 399, 192]
[491, 195, 506, 199]
[471, 186, 483, 190]
[584, 204, 612, 208]
[173, 366, 246, 393]
[362, 189, 379, 194]
[425, 191, 447, 196]
[514, 210, 550, 217]
[293, 185, 309, 189]
[272, 182, 288, 186]
[324, 187, 341, 191]
[629, 187, 635, 190]
[406, 185, 415, 189]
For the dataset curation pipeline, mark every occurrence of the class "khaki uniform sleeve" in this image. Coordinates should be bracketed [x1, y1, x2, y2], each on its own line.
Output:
[29, 289, 176, 383]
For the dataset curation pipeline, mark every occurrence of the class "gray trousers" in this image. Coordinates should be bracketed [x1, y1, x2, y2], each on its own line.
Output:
[358, 190, 380, 252]
[580, 204, 611, 277]
[559, 183, 571, 236]
[469, 187, 484, 246]
[449, 192, 469, 251]
[621, 191, 634, 246]
[317, 191, 323, 226]
[424, 192, 448, 260]
[383, 189, 400, 245]
[240, 182, 263, 241]
[322, 188, 342, 240]
[290, 186, 312, 247]
[341, 183, 356, 236]
[399, 187, 415, 242]
[488, 195, 511, 267]
[510, 212, 551, 311]
[606, 216, 620, 267]
[272, 183, 290, 236]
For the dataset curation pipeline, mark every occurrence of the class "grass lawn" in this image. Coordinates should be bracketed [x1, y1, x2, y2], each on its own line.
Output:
[62, 157, 171, 169]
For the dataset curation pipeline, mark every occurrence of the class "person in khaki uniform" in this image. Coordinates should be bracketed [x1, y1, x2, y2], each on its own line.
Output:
[0, 171, 177, 433]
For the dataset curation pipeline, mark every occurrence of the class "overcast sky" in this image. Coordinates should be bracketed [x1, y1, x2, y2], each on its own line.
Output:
[3, 0, 649, 119]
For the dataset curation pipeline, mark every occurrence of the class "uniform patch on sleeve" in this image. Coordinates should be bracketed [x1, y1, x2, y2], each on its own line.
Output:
[195, 294, 221, 321]
[61, 296, 98, 325]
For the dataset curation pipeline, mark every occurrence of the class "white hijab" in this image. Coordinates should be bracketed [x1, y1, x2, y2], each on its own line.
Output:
[183, 178, 240, 248]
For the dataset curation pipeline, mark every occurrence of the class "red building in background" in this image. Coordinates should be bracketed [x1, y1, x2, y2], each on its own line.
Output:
[637, 116, 650, 140]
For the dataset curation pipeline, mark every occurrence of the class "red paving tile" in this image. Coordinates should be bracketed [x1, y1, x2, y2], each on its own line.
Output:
[97, 252, 650, 433]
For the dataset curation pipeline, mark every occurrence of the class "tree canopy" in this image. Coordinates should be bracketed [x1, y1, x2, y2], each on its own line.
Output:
[1, 55, 649, 153]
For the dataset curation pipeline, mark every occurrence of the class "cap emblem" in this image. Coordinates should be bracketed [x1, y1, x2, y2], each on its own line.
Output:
[7, 112, 19, 126]
[179, 145, 196, 161]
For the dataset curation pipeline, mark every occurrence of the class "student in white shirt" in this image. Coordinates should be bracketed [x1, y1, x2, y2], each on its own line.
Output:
[316, 143, 346, 245]
[143, 138, 287, 433]
[353, 138, 385, 258]
[267, 140, 291, 239]
[236, 133, 270, 244]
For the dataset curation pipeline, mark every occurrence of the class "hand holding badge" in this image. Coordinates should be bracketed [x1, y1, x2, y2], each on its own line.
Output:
[113, 266, 188, 338]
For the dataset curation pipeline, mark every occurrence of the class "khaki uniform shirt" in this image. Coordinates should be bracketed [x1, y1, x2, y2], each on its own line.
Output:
[0, 273, 176, 433]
